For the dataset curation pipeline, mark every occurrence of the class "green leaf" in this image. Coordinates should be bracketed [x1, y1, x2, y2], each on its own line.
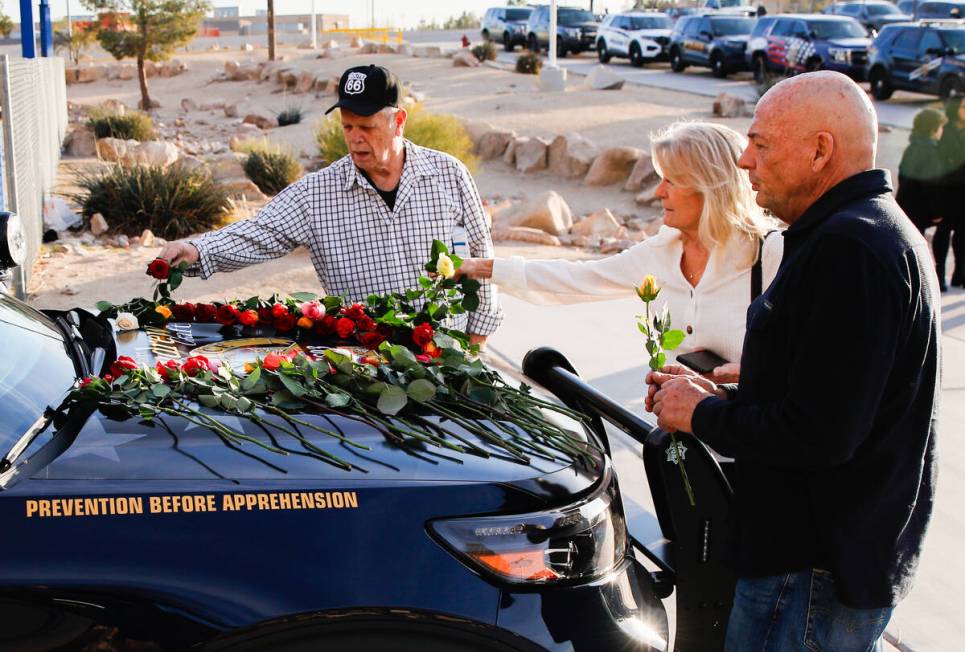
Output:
[661, 329, 686, 351]
[653, 352, 667, 370]
[461, 294, 479, 312]
[389, 345, 418, 370]
[460, 278, 481, 293]
[377, 385, 408, 415]
[363, 381, 388, 396]
[167, 269, 183, 291]
[278, 373, 307, 397]
[151, 383, 171, 398]
[96, 301, 115, 313]
[406, 378, 436, 403]
[198, 394, 220, 408]
[637, 321, 651, 336]
[290, 292, 319, 302]
[468, 385, 496, 405]
[220, 394, 239, 410]
[325, 392, 352, 408]
[418, 276, 433, 289]
[270, 389, 296, 406]
[241, 366, 261, 391]
[236, 396, 252, 413]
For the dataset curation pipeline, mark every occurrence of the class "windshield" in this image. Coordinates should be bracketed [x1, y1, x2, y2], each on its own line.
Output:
[943, 30, 965, 53]
[559, 9, 596, 24]
[809, 20, 869, 38]
[713, 17, 755, 35]
[630, 15, 673, 29]
[506, 8, 531, 21]
[718, 0, 750, 6]
[867, 3, 903, 14]
[0, 295, 76, 456]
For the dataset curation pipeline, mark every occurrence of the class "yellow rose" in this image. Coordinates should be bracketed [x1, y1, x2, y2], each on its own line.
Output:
[155, 304, 173, 319]
[437, 253, 456, 279]
[636, 275, 660, 303]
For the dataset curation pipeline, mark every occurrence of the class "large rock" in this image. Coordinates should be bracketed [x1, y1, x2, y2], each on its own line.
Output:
[453, 51, 481, 67]
[159, 60, 186, 77]
[358, 42, 379, 54]
[513, 137, 549, 173]
[477, 129, 515, 160]
[571, 209, 623, 239]
[207, 152, 247, 181]
[96, 137, 138, 162]
[65, 125, 97, 157]
[224, 101, 244, 118]
[294, 71, 316, 93]
[314, 75, 341, 93]
[713, 92, 749, 118]
[112, 64, 137, 80]
[377, 44, 396, 54]
[90, 213, 109, 236]
[584, 147, 643, 186]
[635, 185, 661, 206]
[350, 36, 364, 48]
[68, 65, 108, 84]
[413, 45, 443, 58]
[100, 99, 127, 115]
[220, 177, 269, 202]
[623, 153, 658, 192]
[180, 98, 198, 112]
[229, 124, 265, 150]
[225, 61, 262, 81]
[178, 155, 205, 173]
[200, 100, 225, 111]
[548, 133, 599, 179]
[129, 141, 180, 167]
[600, 238, 635, 254]
[462, 119, 494, 148]
[585, 65, 625, 90]
[398, 44, 415, 57]
[492, 191, 573, 235]
[491, 225, 562, 246]
[243, 113, 275, 130]
[502, 138, 518, 166]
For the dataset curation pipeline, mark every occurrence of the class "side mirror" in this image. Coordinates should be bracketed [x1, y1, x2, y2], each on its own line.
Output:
[701, 30, 713, 38]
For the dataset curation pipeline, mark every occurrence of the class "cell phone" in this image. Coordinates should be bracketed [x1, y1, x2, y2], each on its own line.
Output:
[677, 350, 729, 375]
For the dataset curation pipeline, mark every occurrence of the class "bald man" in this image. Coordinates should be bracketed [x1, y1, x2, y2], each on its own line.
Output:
[648, 71, 939, 651]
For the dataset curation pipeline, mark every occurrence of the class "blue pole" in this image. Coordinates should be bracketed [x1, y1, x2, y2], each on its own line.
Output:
[39, 0, 52, 56]
[19, 0, 35, 58]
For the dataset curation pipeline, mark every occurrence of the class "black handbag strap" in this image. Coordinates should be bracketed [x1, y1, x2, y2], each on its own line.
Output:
[751, 230, 777, 301]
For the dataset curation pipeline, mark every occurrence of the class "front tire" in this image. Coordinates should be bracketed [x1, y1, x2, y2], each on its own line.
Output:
[527, 34, 540, 54]
[503, 32, 514, 52]
[597, 39, 611, 63]
[670, 47, 686, 72]
[711, 52, 727, 78]
[481, 29, 490, 42]
[556, 36, 567, 58]
[753, 54, 768, 83]
[629, 43, 644, 67]
[869, 67, 894, 100]
[939, 75, 963, 100]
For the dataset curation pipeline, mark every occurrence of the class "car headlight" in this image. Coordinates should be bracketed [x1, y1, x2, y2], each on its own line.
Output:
[514, 24, 525, 33]
[828, 47, 850, 63]
[567, 28, 581, 38]
[0, 212, 26, 270]
[429, 470, 627, 585]
[724, 40, 746, 50]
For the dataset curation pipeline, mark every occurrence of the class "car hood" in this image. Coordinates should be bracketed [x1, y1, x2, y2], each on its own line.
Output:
[720, 34, 751, 44]
[877, 13, 912, 22]
[38, 324, 601, 497]
[562, 21, 599, 30]
[827, 37, 872, 47]
[632, 28, 673, 38]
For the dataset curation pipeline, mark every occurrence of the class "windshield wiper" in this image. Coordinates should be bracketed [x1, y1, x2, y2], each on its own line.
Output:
[0, 410, 53, 474]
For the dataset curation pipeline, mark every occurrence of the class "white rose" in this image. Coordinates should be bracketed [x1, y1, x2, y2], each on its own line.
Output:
[437, 253, 456, 279]
[115, 312, 139, 331]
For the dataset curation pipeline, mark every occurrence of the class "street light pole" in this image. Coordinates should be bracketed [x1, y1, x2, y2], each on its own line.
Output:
[310, 0, 316, 49]
[549, 0, 557, 68]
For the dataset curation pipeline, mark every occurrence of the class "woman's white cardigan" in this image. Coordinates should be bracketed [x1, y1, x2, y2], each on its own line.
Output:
[491, 226, 784, 364]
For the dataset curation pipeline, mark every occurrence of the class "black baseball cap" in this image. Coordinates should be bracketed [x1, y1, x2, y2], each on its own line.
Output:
[325, 65, 401, 116]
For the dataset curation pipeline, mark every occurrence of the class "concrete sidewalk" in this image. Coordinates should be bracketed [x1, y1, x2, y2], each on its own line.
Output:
[486, 279, 965, 650]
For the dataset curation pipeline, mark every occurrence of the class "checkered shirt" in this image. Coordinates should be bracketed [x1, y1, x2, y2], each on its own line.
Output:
[187, 140, 504, 335]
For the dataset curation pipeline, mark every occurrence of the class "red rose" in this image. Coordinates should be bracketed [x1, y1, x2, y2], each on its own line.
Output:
[271, 303, 290, 319]
[238, 309, 259, 327]
[341, 303, 368, 321]
[273, 313, 296, 333]
[357, 330, 387, 349]
[104, 374, 114, 383]
[110, 355, 138, 378]
[171, 303, 196, 322]
[181, 355, 210, 377]
[195, 304, 218, 323]
[257, 307, 274, 325]
[262, 352, 287, 371]
[356, 315, 377, 332]
[147, 258, 171, 280]
[415, 354, 432, 364]
[79, 376, 96, 388]
[412, 323, 434, 348]
[155, 359, 179, 380]
[215, 304, 239, 326]
[335, 317, 356, 339]
[422, 341, 442, 359]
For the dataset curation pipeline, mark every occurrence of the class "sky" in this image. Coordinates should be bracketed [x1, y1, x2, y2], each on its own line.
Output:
[7, 0, 635, 28]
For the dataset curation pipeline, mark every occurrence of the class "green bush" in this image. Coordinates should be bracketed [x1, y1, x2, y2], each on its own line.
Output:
[516, 52, 542, 75]
[72, 164, 231, 239]
[87, 109, 155, 141]
[314, 105, 478, 173]
[276, 105, 304, 127]
[471, 41, 497, 62]
[244, 149, 304, 196]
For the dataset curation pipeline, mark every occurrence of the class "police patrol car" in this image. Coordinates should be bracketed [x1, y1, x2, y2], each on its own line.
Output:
[668, 14, 756, 78]
[596, 11, 674, 66]
[867, 20, 965, 99]
[0, 213, 742, 651]
[747, 14, 872, 82]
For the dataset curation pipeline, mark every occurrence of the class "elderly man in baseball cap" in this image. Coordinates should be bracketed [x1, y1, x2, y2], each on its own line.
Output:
[160, 65, 503, 347]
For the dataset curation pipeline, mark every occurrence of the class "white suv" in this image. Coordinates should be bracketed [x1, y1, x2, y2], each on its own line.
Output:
[596, 11, 674, 65]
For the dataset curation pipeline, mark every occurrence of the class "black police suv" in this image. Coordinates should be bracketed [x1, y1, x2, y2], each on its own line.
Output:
[915, 0, 965, 18]
[525, 5, 600, 57]
[867, 20, 965, 99]
[668, 14, 756, 78]
[481, 6, 534, 52]
[822, 1, 911, 36]
[746, 14, 872, 81]
[0, 213, 743, 651]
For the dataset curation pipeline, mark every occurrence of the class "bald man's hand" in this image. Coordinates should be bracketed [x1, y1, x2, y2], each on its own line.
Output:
[158, 240, 200, 267]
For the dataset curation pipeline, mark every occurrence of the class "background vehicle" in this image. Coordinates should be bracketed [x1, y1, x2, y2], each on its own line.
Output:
[822, 1, 911, 35]
[701, 0, 758, 16]
[481, 5, 534, 51]
[747, 14, 871, 81]
[666, 6, 699, 22]
[916, 0, 965, 17]
[668, 14, 756, 78]
[526, 5, 600, 56]
[597, 11, 673, 66]
[867, 20, 965, 99]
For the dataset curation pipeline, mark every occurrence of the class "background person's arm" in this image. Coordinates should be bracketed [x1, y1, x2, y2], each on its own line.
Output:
[455, 164, 503, 339]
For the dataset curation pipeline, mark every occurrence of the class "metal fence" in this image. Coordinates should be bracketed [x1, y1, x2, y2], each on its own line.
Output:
[0, 55, 68, 298]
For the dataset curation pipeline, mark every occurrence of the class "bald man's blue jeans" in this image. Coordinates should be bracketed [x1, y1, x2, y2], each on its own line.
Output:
[724, 569, 892, 651]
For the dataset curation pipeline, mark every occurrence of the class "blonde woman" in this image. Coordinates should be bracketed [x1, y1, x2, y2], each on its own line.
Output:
[459, 121, 783, 382]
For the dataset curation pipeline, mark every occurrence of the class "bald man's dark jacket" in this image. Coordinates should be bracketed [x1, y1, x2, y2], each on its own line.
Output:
[693, 169, 940, 609]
